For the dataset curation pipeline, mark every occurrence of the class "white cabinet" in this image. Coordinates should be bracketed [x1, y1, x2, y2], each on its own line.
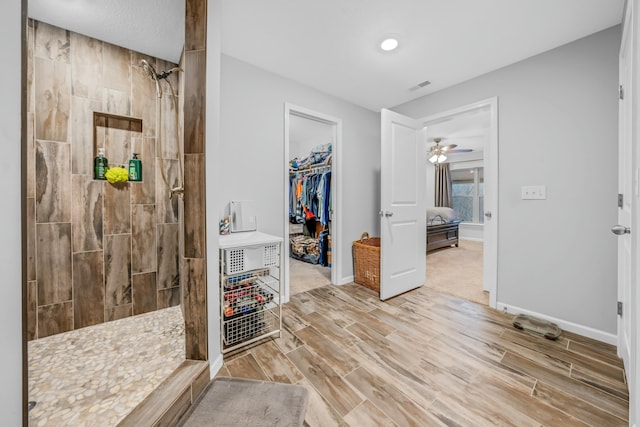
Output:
[219, 232, 282, 353]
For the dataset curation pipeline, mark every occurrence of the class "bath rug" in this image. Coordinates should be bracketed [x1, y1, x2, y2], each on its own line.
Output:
[178, 377, 309, 427]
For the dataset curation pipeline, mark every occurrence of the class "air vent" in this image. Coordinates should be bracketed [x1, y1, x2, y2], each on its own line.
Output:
[409, 80, 431, 91]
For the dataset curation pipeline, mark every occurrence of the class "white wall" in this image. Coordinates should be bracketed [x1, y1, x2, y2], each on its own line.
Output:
[220, 54, 380, 282]
[1, 0, 24, 422]
[289, 114, 334, 160]
[394, 26, 621, 338]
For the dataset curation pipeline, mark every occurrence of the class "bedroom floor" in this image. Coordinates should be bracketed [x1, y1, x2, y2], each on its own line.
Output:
[426, 239, 488, 305]
[289, 258, 331, 296]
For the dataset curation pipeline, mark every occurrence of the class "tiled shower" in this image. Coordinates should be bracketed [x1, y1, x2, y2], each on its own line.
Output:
[26, 19, 183, 340]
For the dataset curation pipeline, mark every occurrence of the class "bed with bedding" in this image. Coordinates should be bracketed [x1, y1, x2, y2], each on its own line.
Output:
[426, 207, 461, 253]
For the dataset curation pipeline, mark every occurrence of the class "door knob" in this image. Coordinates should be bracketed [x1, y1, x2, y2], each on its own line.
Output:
[484, 211, 492, 219]
[385, 211, 394, 217]
[611, 225, 631, 235]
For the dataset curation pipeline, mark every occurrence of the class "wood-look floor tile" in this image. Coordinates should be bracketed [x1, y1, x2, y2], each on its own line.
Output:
[533, 380, 627, 427]
[428, 395, 500, 427]
[218, 284, 629, 426]
[282, 308, 310, 332]
[224, 353, 269, 381]
[570, 363, 629, 401]
[215, 366, 230, 378]
[303, 290, 360, 328]
[250, 340, 304, 384]
[345, 342, 437, 411]
[568, 339, 625, 369]
[288, 346, 363, 417]
[295, 326, 359, 377]
[564, 330, 620, 359]
[469, 371, 586, 427]
[501, 351, 628, 420]
[344, 400, 397, 427]
[274, 326, 305, 354]
[296, 378, 348, 427]
[315, 285, 380, 313]
[501, 328, 625, 383]
[301, 312, 359, 349]
[368, 308, 427, 334]
[345, 366, 442, 427]
[289, 293, 322, 316]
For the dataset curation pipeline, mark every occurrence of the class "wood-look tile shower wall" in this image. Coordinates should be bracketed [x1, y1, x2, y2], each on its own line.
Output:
[26, 19, 183, 340]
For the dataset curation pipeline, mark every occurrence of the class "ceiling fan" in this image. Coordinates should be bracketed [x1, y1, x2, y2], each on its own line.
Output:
[428, 137, 472, 163]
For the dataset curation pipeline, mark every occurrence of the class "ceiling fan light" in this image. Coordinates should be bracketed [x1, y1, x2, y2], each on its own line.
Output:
[438, 154, 447, 163]
[429, 154, 439, 163]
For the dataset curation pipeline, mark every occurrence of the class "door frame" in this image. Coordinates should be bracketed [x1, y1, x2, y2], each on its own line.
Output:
[283, 103, 342, 303]
[420, 97, 499, 308]
[621, 1, 639, 424]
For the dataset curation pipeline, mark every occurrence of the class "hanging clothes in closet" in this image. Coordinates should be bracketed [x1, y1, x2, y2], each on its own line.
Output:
[289, 143, 332, 265]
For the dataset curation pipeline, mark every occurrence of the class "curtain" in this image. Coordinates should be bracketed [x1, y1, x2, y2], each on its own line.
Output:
[435, 163, 452, 207]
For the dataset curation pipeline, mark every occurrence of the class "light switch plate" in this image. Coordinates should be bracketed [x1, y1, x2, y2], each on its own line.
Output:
[521, 185, 546, 200]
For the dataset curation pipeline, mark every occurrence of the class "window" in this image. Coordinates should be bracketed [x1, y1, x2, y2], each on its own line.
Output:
[451, 167, 484, 223]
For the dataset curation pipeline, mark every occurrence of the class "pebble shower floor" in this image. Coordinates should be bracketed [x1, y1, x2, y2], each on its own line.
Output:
[28, 306, 185, 426]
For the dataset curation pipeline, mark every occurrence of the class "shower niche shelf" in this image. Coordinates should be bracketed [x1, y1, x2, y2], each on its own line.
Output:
[219, 232, 282, 354]
[92, 112, 144, 182]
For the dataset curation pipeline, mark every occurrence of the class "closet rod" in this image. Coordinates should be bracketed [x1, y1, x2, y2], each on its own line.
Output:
[290, 164, 332, 175]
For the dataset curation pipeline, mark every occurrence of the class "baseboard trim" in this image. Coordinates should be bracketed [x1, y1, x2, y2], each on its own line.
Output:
[209, 353, 224, 380]
[459, 237, 483, 242]
[496, 302, 617, 345]
[338, 275, 354, 285]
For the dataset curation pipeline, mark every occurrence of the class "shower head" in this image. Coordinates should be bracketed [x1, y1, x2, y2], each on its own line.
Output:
[140, 59, 159, 81]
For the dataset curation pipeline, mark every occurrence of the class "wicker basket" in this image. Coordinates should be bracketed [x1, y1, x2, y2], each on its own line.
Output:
[353, 232, 380, 293]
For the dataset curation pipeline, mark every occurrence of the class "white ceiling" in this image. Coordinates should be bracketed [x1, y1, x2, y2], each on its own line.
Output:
[28, 0, 185, 64]
[29, 0, 624, 111]
[221, 0, 624, 111]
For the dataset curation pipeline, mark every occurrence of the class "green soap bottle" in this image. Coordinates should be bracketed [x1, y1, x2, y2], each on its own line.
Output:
[94, 148, 108, 180]
[128, 153, 142, 182]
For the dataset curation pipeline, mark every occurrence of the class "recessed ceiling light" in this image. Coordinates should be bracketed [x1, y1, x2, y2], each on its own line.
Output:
[380, 37, 399, 51]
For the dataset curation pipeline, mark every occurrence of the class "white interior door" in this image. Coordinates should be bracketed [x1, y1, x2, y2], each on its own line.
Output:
[380, 109, 426, 300]
[617, 0, 633, 395]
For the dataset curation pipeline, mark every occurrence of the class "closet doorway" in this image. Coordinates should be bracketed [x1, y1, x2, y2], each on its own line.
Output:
[283, 104, 342, 302]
